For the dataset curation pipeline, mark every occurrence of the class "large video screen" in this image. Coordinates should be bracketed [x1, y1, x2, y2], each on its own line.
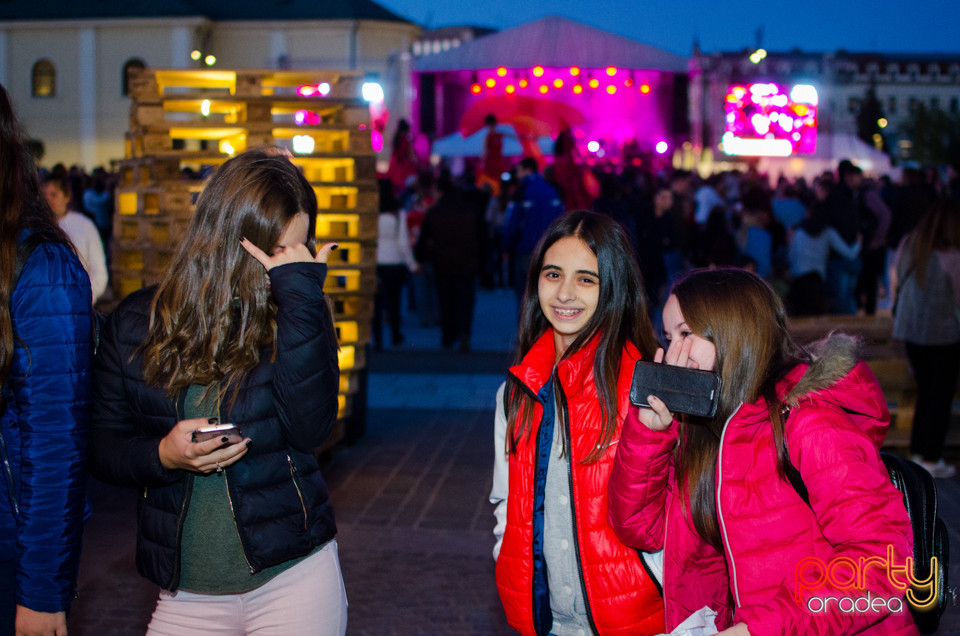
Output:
[721, 83, 818, 156]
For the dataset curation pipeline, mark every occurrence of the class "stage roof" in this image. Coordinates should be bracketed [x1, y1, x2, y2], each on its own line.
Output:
[414, 16, 688, 73]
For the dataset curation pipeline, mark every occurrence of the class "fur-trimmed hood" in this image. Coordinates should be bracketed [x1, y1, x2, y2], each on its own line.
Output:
[778, 332, 890, 448]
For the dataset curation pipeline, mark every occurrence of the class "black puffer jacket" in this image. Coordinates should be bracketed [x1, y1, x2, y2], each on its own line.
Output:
[88, 262, 339, 590]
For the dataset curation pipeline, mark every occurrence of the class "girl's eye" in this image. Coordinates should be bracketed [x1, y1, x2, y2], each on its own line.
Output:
[579, 277, 597, 285]
[680, 331, 692, 338]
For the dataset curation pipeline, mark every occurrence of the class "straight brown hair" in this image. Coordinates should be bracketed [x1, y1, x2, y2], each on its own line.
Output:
[139, 150, 317, 402]
[904, 199, 960, 289]
[671, 268, 805, 549]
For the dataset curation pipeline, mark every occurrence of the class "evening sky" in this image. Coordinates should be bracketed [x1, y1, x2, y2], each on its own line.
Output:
[378, 0, 960, 56]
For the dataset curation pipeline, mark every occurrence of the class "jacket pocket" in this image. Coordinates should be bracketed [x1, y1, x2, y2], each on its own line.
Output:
[286, 454, 309, 530]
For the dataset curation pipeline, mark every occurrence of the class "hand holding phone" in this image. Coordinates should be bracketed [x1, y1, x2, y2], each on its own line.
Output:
[630, 360, 721, 418]
[192, 423, 243, 446]
[159, 418, 250, 474]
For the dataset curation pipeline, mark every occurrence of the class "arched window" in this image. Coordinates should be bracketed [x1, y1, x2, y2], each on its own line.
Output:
[122, 58, 146, 96]
[32, 59, 56, 98]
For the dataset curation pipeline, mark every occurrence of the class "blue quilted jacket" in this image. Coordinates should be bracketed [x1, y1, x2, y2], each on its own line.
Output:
[87, 262, 340, 590]
[0, 235, 93, 613]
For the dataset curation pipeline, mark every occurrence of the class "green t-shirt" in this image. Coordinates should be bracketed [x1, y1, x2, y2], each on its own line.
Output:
[177, 384, 315, 594]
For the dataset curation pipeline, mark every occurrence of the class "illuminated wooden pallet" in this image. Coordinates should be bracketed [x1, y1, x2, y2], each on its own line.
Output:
[117, 67, 378, 449]
[124, 124, 373, 159]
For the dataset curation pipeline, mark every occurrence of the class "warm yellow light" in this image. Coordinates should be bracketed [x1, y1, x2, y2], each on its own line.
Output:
[553, 78, 563, 89]
[589, 78, 600, 89]
[485, 78, 496, 88]
[519, 79, 529, 88]
[204, 55, 216, 66]
[606, 85, 617, 94]
[539, 85, 549, 94]
[505, 84, 516, 94]
[569, 66, 581, 76]
[219, 140, 235, 155]
[878, 118, 888, 128]
[640, 84, 651, 94]
[533, 66, 544, 77]
[190, 50, 202, 61]
[605, 66, 617, 76]
[573, 84, 583, 94]
[200, 99, 211, 116]
[496, 66, 507, 77]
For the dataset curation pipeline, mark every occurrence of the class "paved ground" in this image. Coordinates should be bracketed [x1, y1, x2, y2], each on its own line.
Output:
[67, 287, 960, 634]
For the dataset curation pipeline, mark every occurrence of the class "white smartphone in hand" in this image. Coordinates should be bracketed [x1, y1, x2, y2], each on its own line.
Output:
[192, 423, 243, 445]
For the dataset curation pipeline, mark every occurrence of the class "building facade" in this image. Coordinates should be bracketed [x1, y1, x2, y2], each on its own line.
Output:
[0, 1, 420, 168]
[691, 48, 960, 164]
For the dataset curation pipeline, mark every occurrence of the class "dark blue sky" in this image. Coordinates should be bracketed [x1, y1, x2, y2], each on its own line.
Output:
[379, 0, 960, 56]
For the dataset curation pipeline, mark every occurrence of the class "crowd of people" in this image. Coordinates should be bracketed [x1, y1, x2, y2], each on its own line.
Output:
[2, 70, 957, 635]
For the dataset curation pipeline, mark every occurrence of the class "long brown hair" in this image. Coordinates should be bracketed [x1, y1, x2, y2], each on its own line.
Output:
[904, 199, 960, 288]
[506, 210, 659, 463]
[139, 150, 317, 401]
[671, 268, 805, 549]
[0, 83, 68, 387]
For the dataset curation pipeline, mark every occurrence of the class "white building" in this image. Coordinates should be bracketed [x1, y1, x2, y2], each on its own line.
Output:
[0, 0, 420, 168]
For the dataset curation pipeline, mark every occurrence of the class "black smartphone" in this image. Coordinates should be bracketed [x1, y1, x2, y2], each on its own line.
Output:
[629, 360, 722, 418]
[192, 423, 243, 445]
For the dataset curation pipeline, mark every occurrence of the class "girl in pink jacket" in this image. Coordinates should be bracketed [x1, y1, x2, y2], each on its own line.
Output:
[608, 268, 919, 635]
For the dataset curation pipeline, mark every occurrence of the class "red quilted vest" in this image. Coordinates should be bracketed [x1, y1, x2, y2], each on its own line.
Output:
[495, 330, 665, 635]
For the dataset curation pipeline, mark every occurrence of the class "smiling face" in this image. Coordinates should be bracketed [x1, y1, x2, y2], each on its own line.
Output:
[661, 294, 718, 371]
[538, 236, 600, 360]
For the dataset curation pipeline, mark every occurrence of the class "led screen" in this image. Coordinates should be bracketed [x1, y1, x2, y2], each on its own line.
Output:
[721, 83, 818, 156]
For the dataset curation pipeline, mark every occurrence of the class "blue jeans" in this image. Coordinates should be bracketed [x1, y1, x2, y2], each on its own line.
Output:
[826, 255, 861, 314]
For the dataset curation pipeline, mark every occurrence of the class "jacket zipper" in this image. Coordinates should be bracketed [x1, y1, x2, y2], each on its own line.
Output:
[221, 469, 256, 574]
[167, 474, 194, 590]
[716, 403, 745, 608]
[287, 454, 309, 530]
[0, 430, 19, 518]
[558, 383, 600, 636]
[519, 369, 547, 636]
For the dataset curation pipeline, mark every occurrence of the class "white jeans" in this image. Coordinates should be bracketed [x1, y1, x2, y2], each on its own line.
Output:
[147, 540, 347, 636]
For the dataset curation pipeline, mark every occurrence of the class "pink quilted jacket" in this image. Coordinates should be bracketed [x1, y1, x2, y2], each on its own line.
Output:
[609, 340, 921, 635]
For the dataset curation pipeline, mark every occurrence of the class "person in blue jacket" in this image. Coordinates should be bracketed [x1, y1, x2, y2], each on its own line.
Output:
[502, 157, 565, 306]
[0, 83, 93, 636]
[88, 150, 346, 635]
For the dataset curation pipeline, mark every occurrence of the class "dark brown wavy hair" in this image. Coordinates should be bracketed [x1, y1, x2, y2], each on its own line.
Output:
[670, 268, 805, 549]
[0, 83, 69, 387]
[505, 210, 659, 463]
[139, 150, 317, 401]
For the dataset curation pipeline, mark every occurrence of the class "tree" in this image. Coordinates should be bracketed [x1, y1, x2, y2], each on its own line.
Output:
[856, 84, 887, 152]
[899, 103, 960, 166]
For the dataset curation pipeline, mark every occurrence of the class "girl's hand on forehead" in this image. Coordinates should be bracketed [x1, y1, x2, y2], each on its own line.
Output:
[240, 238, 339, 271]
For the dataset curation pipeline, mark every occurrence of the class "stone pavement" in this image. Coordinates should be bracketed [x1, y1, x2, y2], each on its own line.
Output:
[66, 287, 960, 634]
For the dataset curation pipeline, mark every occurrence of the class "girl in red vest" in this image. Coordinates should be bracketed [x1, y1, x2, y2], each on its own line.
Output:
[491, 210, 665, 635]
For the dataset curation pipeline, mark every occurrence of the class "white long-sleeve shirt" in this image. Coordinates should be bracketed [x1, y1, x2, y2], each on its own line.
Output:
[376, 211, 416, 270]
[59, 211, 107, 303]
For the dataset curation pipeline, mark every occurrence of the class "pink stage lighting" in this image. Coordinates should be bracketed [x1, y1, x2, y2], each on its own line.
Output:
[722, 83, 818, 156]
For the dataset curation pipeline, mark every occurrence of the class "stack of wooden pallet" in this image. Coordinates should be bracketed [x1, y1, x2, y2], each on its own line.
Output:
[115, 67, 378, 447]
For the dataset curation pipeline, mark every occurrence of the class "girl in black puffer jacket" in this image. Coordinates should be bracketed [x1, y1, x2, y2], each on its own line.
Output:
[89, 150, 346, 635]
